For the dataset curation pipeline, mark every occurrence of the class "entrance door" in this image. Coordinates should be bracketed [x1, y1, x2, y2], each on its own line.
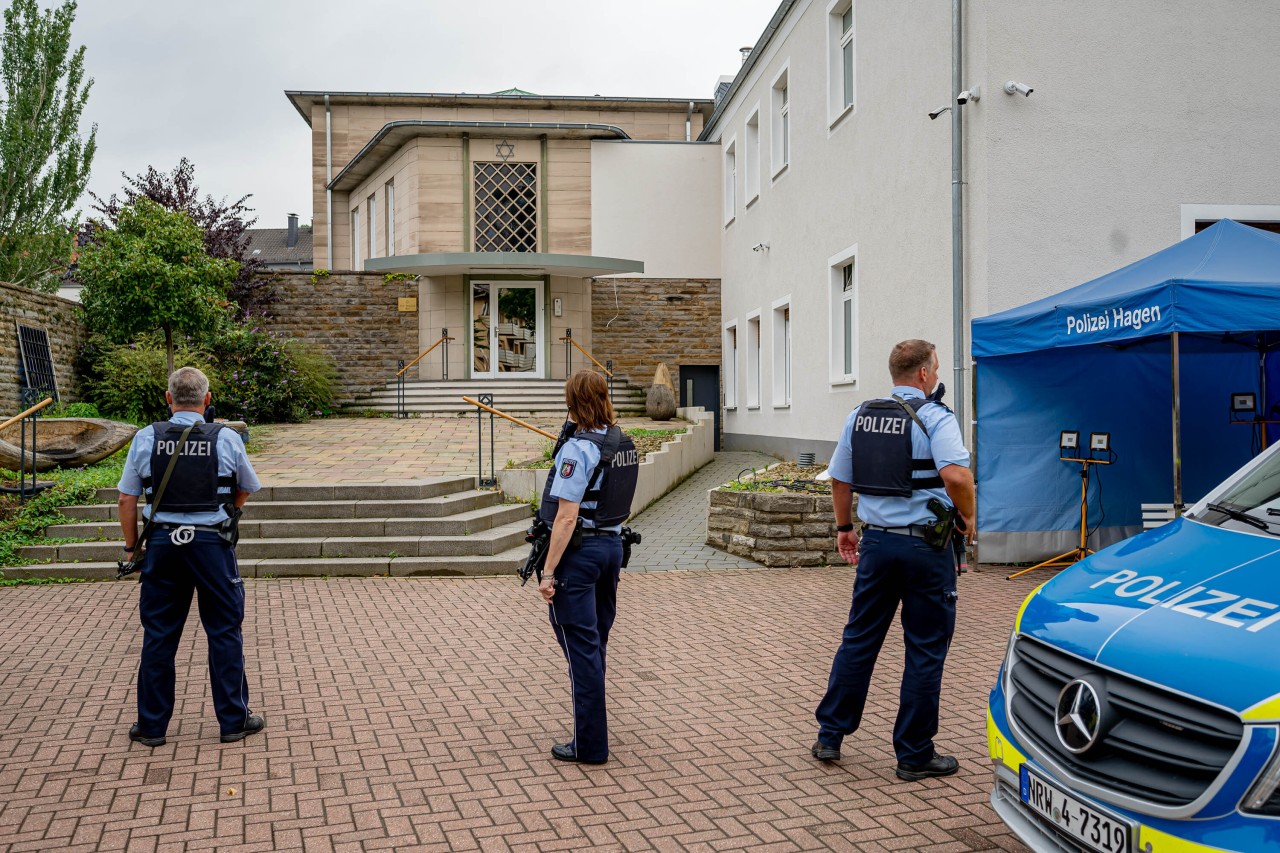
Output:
[471, 281, 544, 379]
[679, 365, 721, 451]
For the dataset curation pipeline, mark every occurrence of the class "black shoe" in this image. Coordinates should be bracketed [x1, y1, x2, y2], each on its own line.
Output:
[550, 742, 607, 765]
[128, 723, 166, 747]
[220, 714, 266, 743]
[810, 740, 841, 762]
[895, 753, 959, 781]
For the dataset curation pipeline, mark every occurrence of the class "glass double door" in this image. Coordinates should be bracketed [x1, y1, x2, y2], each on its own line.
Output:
[471, 282, 544, 378]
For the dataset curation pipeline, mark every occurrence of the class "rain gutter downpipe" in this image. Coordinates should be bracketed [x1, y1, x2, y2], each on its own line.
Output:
[325, 94, 333, 270]
[951, 0, 965, 431]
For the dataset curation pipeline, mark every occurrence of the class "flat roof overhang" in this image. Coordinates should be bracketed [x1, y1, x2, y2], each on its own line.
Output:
[327, 120, 629, 193]
[363, 252, 644, 278]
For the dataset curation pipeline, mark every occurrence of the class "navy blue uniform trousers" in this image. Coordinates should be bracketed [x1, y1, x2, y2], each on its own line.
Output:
[548, 536, 623, 763]
[815, 528, 958, 765]
[137, 529, 251, 738]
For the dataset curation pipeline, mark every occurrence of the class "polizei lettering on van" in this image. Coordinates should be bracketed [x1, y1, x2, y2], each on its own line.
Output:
[1090, 569, 1280, 632]
[855, 414, 908, 435]
[1065, 304, 1161, 336]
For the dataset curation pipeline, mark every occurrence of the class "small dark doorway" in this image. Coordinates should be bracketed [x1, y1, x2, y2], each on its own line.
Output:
[678, 364, 721, 451]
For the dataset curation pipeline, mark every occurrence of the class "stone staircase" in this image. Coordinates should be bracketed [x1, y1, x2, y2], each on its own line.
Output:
[350, 378, 646, 416]
[11, 477, 533, 581]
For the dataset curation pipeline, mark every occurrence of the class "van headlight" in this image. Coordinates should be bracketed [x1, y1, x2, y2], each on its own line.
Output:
[1243, 743, 1280, 815]
[1001, 630, 1017, 692]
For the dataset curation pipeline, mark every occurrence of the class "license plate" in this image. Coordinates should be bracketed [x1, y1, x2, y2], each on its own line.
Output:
[1020, 766, 1132, 853]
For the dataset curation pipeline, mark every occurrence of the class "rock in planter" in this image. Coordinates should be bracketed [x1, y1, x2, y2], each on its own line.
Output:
[645, 383, 677, 420]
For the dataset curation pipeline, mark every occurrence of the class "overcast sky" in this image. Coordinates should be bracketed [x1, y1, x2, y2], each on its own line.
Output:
[67, 0, 779, 230]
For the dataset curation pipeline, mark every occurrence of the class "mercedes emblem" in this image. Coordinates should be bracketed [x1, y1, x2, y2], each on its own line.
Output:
[1055, 678, 1105, 754]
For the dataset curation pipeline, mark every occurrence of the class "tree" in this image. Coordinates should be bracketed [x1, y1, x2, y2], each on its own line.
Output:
[0, 0, 95, 291]
[87, 158, 273, 313]
[78, 199, 238, 375]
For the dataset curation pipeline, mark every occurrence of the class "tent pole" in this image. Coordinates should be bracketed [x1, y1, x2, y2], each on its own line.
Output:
[1172, 331, 1183, 515]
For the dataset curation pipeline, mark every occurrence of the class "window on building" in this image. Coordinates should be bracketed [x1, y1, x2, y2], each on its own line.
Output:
[351, 208, 361, 270]
[367, 194, 377, 260]
[1180, 204, 1280, 239]
[474, 162, 538, 252]
[724, 323, 738, 409]
[828, 0, 855, 124]
[772, 299, 791, 406]
[724, 138, 737, 225]
[385, 180, 395, 256]
[744, 108, 760, 204]
[746, 312, 761, 408]
[829, 246, 857, 383]
[771, 67, 790, 177]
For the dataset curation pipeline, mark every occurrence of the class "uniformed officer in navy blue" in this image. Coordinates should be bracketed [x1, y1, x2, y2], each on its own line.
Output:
[118, 367, 264, 747]
[811, 339, 975, 780]
[537, 370, 639, 764]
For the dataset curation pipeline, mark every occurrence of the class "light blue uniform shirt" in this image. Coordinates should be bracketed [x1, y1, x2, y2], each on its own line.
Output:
[117, 410, 262, 526]
[828, 385, 970, 528]
[549, 428, 621, 532]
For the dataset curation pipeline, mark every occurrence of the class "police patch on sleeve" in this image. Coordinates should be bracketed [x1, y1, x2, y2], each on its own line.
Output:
[560, 460, 576, 479]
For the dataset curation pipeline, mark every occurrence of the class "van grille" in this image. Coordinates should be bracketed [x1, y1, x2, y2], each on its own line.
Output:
[1008, 636, 1243, 807]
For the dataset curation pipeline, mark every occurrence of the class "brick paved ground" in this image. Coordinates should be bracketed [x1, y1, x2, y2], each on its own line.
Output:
[627, 451, 776, 572]
[0, 567, 1037, 852]
[249, 415, 683, 484]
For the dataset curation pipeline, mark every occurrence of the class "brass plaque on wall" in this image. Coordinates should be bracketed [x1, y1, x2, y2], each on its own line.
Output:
[398, 297, 418, 312]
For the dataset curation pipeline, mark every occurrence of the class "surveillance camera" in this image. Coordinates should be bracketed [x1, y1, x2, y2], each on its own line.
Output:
[957, 85, 980, 105]
[1003, 80, 1033, 97]
[928, 106, 950, 120]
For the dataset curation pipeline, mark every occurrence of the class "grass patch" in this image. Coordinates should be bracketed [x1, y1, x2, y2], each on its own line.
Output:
[0, 449, 127, 567]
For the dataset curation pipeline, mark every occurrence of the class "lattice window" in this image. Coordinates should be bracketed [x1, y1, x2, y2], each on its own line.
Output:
[474, 162, 538, 252]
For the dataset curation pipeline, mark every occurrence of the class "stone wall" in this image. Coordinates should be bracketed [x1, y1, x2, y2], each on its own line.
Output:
[707, 489, 860, 568]
[591, 278, 721, 390]
[261, 271, 419, 402]
[0, 281, 85, 414]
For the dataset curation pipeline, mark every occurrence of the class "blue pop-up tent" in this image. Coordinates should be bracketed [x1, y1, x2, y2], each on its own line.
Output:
[972, 220, 1280, 562]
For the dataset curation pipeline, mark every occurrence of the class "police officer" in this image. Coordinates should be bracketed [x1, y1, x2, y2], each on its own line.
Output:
[537, 370, 638, 764]
[118, 367, 264, 747]
[810, 339, 975, 780]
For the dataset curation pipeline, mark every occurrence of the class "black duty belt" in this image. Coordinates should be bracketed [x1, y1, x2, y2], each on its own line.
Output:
[861, 523, 931, 540]
[580, 529, 620, 537]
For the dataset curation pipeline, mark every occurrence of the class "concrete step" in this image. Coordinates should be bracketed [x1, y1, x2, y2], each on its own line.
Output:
[62, 489, 504, 522]
[4, 545, 529, 581]
[20, 520, 531, 563]
[46, 503, 533, 540]
[88, 476, 477, 506]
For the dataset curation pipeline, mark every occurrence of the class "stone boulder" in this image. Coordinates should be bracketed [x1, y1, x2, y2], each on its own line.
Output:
[645, 383, 677, 420]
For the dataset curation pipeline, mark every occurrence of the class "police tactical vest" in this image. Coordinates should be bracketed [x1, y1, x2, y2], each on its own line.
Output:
[144, 422, 236, 513]
[539, 426, 639, 527]
[847, 397, 945, 498]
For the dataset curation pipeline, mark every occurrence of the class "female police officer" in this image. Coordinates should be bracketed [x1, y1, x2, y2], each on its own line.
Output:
[536, 370, 638, 764]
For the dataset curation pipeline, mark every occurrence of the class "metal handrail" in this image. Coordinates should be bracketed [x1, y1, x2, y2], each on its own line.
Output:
[397, 333, 455, 378]
[462, 396, 557, 439]
[557, 332, 613, 377]
[0, 397, 53, 432]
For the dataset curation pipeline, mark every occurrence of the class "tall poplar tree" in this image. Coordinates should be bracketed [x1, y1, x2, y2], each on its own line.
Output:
[0, 0, 96, 291]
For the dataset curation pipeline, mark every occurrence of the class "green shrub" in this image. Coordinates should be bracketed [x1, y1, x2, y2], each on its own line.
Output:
[79, 335, 219, 424]
[283, 338, 338, 418]
[43, 401, 101, 419]
[212, 326, 336, 423]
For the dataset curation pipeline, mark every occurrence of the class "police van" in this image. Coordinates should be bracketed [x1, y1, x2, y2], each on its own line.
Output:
[987, 444, 1280, 852]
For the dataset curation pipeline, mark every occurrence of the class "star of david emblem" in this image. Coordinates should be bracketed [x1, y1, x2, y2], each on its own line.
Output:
[495, 140, 515, 161]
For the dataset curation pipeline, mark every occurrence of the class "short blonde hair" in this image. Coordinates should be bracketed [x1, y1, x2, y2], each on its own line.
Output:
[168, 367, 210, 407]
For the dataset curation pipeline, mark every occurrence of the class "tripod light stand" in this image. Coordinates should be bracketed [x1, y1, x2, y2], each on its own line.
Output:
[1007, 432, 1112, 581]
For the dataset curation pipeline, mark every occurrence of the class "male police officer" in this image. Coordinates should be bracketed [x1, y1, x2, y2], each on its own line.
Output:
[811, 340, 975, 780]
[118, 367, 264, 747]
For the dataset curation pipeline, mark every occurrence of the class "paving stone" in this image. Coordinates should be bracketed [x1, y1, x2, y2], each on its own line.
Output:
[0, 568, 1031, 851]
